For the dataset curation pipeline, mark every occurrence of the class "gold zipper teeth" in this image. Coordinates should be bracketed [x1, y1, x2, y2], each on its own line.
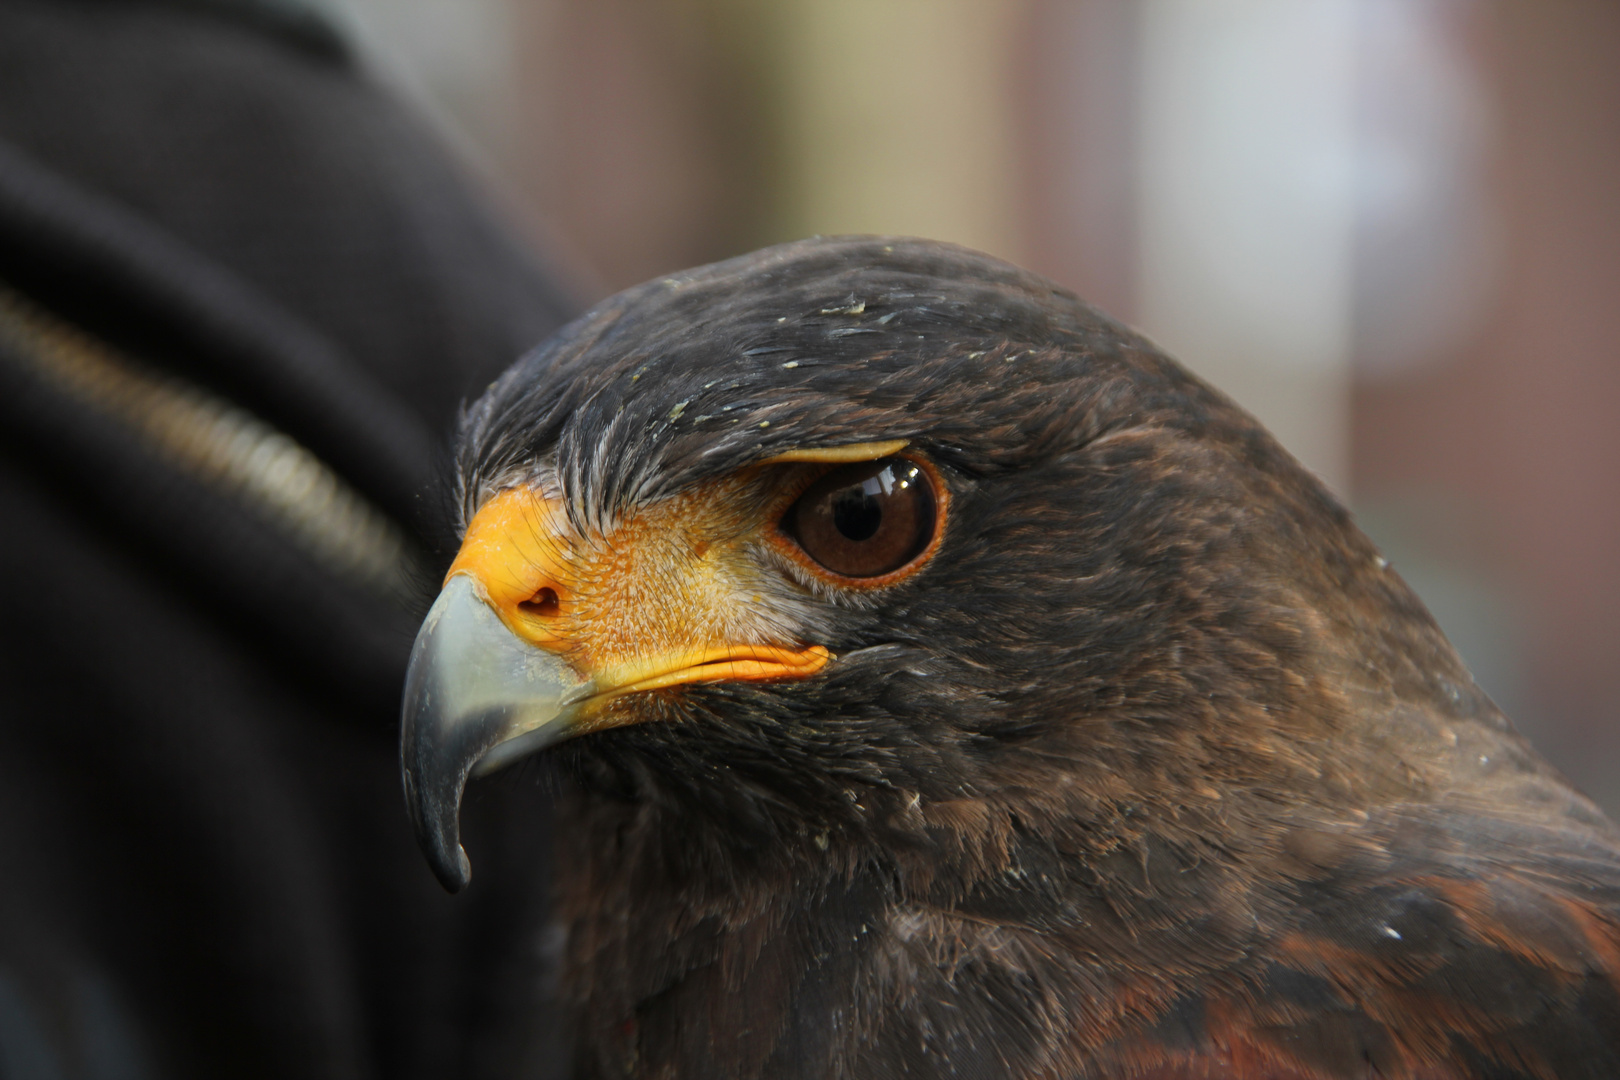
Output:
[0, 282, 428, 601]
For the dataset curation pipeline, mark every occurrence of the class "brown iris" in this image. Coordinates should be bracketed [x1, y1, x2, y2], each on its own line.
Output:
[784, 457, 938, 578]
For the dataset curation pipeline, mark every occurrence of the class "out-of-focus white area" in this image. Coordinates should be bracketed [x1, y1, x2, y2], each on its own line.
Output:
[1125, 0, 1495, 495]
[1350, 0, 1500, 379]
[1134, 0, 1357, 494]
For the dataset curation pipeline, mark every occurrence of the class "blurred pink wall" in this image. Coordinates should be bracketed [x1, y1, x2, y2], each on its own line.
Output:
[1353, 1, 1620, 806]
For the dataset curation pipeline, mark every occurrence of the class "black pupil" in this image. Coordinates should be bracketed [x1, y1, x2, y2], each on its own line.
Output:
[831, 477, 886, 542]
[785, 456, 934, 578]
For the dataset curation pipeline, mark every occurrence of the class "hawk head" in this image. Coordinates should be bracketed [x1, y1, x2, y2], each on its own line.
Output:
[402, 236, 1481, 894]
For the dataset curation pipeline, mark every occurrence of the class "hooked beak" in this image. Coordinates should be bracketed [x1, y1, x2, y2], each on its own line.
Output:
[398, 485, 831, 893]
[399, 573, 591, 892]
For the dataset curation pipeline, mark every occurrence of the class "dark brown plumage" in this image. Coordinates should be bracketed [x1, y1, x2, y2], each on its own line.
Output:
[406, 237, 1620, 1079]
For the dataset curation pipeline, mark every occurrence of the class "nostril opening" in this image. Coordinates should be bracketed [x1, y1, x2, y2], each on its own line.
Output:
[519, 587, 560, 618]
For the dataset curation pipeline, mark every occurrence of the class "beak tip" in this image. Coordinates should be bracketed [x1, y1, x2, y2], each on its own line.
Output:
[402, 761, 475, 893]
[433, 847, 473, 894]
[401, 574, 589, 893]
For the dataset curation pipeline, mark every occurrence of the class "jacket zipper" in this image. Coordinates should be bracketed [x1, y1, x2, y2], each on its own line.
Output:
[0, 282, 426, 601]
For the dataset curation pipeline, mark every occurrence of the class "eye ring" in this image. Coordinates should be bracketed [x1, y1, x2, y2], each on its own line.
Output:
[766, 454, 948, 589]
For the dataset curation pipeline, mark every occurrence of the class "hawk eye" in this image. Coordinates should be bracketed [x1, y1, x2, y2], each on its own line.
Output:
[785, 457, 937, 579]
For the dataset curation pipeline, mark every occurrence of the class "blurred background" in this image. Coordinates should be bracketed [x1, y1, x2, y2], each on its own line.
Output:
[339, 0, 1619, 811]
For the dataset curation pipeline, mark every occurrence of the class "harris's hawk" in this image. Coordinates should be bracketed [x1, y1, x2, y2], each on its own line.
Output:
[402, 237, 1620, 1079]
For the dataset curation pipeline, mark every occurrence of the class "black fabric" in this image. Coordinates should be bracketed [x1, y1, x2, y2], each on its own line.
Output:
[0, 0, 574, 1075]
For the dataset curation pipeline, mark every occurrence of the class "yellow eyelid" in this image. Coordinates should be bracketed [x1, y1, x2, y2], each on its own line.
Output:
[759, 439, 908, 465]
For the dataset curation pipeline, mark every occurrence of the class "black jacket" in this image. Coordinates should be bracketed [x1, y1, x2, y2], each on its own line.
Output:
[0, 1, 574, 1075]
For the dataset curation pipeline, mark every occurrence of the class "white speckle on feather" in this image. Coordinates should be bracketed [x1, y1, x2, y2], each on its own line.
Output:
[782, 361, 799, 369]
[1382, 926, 1402, 940]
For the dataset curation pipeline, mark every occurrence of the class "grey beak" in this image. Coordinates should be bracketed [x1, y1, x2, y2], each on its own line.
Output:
[400, 574, 592, 892]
